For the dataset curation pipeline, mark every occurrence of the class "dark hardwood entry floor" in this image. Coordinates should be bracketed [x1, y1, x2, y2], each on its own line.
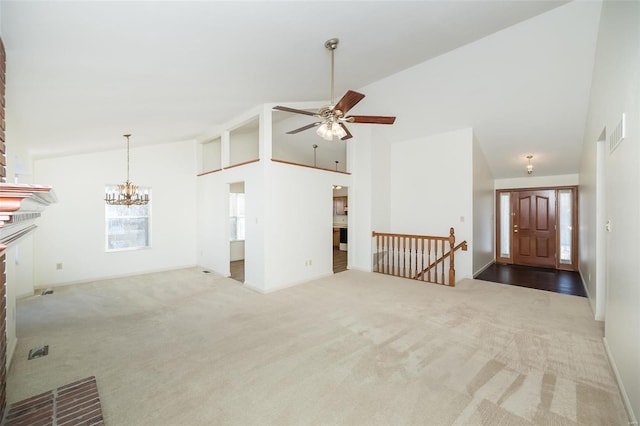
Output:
[475, 263, 587, 297]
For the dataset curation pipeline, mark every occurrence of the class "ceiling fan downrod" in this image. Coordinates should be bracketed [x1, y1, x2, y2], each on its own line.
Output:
[325, 38, 339, 106]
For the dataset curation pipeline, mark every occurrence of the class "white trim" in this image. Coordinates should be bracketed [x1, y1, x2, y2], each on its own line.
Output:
[579, 268, 603, 321]
[603, 337, 638, 425]
[7, 337, 17, 369]
[245, 272, 334, 294]
[34, 264, 199, 289]
[473, 260, 494, 278]
[243, 281, 265, 294]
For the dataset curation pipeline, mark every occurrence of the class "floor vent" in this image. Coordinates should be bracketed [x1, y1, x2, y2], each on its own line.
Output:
[28, 345, 49, 360]
[202, 270, 211, 274]
[41, 288, 54, 295]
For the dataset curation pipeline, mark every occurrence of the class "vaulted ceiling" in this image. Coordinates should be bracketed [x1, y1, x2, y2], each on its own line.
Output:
[1, 1, 600, 178]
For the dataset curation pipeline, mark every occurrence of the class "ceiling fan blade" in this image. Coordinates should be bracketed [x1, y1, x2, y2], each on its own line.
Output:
[339, 123, 353, 140]
[286, 122, 321, 134]
[334, 90, 365, 115]
[348, 115, 396, 125]
[273, 106, 317, 117]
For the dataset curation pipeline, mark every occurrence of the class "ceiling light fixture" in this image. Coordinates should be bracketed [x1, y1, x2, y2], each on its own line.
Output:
[105, 134, 149, 206]
[526, 154, 534, 175]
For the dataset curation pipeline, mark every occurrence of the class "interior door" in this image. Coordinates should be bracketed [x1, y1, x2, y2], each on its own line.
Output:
[513, 190, 557, 268]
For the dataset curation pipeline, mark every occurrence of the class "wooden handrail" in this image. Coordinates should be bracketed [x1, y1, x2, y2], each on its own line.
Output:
[414, 240, 468, 280]
[372, 227, 467, 286]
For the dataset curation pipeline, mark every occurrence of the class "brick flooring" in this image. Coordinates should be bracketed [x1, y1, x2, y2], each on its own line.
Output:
[5, 376, 104, 425]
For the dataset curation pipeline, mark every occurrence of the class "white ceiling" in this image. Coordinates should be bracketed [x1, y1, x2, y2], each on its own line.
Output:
[2, 0, 600, 179]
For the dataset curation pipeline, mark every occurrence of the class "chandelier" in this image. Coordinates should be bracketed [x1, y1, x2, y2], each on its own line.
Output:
[104, 134, 149, 206]
[526, 154, 534, 175]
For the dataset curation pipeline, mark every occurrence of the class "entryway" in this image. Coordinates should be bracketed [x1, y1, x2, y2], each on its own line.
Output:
[229, 181, 245, 283]
[332, 185, 348, 273]
[476, 263, 586, 296]
[496, 186, 578, 271]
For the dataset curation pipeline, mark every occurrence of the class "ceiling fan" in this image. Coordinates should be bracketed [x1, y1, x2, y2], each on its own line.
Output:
[273, 38, 396, 141]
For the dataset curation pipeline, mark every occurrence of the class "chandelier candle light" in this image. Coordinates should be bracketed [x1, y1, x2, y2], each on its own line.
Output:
[105, 134, 149, 206]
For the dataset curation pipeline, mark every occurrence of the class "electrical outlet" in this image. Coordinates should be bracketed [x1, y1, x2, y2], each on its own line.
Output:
[56, 263, 63, 270]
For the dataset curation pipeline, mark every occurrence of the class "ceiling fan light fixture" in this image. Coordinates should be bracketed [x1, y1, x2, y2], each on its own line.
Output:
[317, 123, 332, 140]
[316, 121, 347, 141]
[274, 38, 396, 141]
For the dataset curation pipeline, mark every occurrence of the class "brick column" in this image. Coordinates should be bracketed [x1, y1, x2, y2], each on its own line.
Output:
[0, 36, 8, 420]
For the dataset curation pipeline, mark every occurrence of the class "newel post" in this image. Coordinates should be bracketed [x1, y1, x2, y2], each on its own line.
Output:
[448, 227, 455, 286]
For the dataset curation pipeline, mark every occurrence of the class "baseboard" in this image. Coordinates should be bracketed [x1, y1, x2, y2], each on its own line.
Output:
[247, 271, 335, 295]
[603, 337, 638, 425]
[473, 260, 494, 278]
[578, 268, 602, 320]
[243, 281, 265, 294]
[34, 264, 199, 290]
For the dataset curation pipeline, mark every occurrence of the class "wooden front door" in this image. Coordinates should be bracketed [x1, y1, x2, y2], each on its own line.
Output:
[513, 190, 557, 268]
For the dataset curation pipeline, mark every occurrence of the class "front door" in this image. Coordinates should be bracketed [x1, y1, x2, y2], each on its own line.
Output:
[513, 190, 557, 268]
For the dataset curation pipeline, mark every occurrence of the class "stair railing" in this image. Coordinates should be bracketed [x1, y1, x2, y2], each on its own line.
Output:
[372, 227, 467, 286]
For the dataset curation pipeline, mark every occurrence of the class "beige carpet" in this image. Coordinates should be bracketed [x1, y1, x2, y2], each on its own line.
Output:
[7, 268, 629, 425]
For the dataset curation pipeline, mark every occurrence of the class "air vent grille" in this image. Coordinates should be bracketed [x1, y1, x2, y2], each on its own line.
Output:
[28, 345, 49, 360]
[609, 113, 626, 153]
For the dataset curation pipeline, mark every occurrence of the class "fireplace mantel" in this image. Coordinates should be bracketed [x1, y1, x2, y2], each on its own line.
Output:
[0, 183, 57, 251]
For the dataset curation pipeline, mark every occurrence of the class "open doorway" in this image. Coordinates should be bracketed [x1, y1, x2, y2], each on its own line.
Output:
[332, 185, 348, 273]
[229, 181, 245, 282]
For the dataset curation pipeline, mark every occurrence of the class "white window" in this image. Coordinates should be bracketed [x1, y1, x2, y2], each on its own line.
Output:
[229, 193, 245, 241]
[105, 185, 151, 251]
[499, 192, 511, 258]
[558, 189, 573, 264]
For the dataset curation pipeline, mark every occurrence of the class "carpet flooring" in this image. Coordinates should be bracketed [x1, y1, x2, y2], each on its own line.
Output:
[7, 268, 629, 425]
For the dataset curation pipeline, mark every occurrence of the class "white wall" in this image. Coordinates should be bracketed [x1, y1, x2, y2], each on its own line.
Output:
[229, 123, 259, 166]
[197, 158, 350, 292]
[272, 112, 347, 170]
[8, 235, 35, 298]
[197, 171, 230, 274]
[580, 1, 640, 421]
[261, 160, 349, 292]
[347, 125, 376, 272]
[197, 161, 265, 285]
[494, 174, 579, 189]
[472, 136, 494, 274]
[33, 140, 198, 286]
[579, 129, 605, 319]
[5, 234, 35, 367]
[389, 128, 473, 280]
[200, 137, 221, 173]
